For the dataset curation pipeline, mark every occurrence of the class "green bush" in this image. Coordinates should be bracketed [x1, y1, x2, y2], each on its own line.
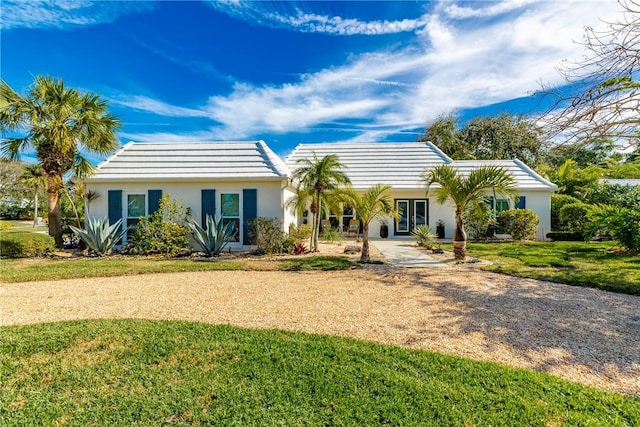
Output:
[249, 217, 293, 254]
[551, 194, 582, 230]
[0, 231, 55, 258]
[289, 223, 312, 242]
[127, 194, 190, 256]
[463, 203, 493, 240]
[559, 202, 592, 234]
[498, 209, 539, 240]
[586, 205, 640, 251]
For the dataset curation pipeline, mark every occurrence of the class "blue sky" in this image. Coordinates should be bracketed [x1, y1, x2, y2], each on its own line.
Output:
[1, 0, 621, 161]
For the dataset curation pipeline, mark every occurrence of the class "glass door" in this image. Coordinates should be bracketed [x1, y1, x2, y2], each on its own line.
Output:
[396, 200, 409, 234]
[414, 200, 427, 229]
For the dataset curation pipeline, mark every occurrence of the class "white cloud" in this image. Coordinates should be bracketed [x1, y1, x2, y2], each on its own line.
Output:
[206, 1, 429, 35]
[111, 95, 209, 118]
[1, 0, 152, 30]
[116, 0, 622, 144]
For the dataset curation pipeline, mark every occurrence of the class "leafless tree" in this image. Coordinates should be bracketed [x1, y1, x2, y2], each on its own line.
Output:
[538, 0, 639, 148]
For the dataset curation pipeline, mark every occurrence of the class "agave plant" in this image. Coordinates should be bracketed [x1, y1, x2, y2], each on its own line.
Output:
[69, 216, 128, 256]
[186, 214, 237, 257]
[412, 224, 437, 249]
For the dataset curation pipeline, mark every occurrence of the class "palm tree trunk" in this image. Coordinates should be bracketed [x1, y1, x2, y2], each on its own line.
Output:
[360, 224, 370, 262]
[47, 175, 64, 248]
[314, 192, 322, 252]
[453, 207, 467, 260]
[32, 187, 39, 228]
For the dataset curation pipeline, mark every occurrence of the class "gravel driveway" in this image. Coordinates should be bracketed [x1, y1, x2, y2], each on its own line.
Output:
[2, 260, 639, 397]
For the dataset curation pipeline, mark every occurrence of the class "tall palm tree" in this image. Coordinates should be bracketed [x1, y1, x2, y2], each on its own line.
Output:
[422, 164, 517, 259]
[20, 163, 47, 227]
[291, 152, 350, 252]
[0, 76, 120, 247]
[340, 184, 399, 262]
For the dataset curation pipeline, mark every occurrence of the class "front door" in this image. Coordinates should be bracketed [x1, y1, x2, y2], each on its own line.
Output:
[395, 199, 429, 236]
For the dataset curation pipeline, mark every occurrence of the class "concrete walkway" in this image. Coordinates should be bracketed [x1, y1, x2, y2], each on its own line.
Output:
[371, 239, 448, 268]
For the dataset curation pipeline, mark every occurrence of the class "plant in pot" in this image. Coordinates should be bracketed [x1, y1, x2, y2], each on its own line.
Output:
[436, 219, 445, 239]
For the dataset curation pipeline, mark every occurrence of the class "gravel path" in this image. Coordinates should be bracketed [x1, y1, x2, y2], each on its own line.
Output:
[1, 260, 638, 396]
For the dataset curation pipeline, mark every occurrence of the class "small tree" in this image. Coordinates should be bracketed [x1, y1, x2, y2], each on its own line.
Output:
[422, 165, 517, 259]
[339, 184, 398, 262]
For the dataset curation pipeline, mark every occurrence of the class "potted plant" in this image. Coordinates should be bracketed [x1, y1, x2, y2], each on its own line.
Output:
[436, 219, 445, 239]
[379, 220, 389, 238]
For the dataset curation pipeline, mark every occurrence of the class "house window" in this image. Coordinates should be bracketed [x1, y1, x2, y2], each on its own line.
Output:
[127, 194, 146, 238]
[496, 199, 510, 213]
[220, 193, 240, 242]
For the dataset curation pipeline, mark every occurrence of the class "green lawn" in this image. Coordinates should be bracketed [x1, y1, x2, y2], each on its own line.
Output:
[455, 241, 640, 295]
[0, 256, 359, 283]
[1, 319, 637, 426]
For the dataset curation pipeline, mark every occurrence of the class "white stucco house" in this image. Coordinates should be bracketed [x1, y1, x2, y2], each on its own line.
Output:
[286, 142, 557, 240]
[86, 140, 556, 246]
[85, 141, 293, 247]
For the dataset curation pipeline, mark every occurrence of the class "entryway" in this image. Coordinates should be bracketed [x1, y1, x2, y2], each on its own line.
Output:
[394, 199, 428, 236]
[372, 238, 447, 268]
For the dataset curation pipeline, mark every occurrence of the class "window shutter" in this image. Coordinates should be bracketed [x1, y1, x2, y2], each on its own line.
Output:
[148, 189, 162, 215]
[515, 196, 526, 209]
[108, 190, 122, 225]
[242, 189, 257, 245]
[201, 189, 216, 227]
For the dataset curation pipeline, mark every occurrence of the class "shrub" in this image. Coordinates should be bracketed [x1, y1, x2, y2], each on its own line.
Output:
[498, 209, 539, 240]
[545, 231, 585, 241]
[69, 217, 127, 256]
[558, 202, 591, 234]
[127, 194, 190, 256]
[320, 229, 343, 243]
[0, 231, 55, 258]
[249, 217, 293, 254]
[551, 194, 582, 230]
[292, 241, 307, 255]
[289, 223, 312, 242]
[463, 203, 493, 240]
[412, 224, 437, 248]
[186, 214, 237, 257]
[586, 205, 640, 251]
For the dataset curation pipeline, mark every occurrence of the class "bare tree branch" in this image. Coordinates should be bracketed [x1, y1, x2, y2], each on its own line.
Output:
[537, 0, 640, 148]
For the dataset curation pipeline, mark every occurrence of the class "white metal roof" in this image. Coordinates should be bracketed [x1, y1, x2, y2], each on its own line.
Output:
[285, 142, 452, 189]
[87, 141, 290, 182]
[599, 179, 640, 186]
[450, 160, 558, 190]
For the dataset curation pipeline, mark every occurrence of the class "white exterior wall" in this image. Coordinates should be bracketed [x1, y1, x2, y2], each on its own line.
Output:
[87, 180, 286, 246]
[282, 186, 297, 232]
[367, 189, 553, 240]
[520, 191, 552, 240]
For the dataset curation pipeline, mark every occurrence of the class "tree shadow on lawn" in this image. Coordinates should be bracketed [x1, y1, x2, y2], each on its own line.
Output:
[391, 269, 640, 396]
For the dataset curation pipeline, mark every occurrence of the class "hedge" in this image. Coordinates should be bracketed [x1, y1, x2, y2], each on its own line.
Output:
[546, 231, 585, 241]
[0, 231, 55, 258]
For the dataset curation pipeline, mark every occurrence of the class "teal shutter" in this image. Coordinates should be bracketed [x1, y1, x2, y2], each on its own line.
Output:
[515, 196, 526, 209]
[108, 190, 122, 225]
[242, 189, 257, 245]
[148, 189, 162, 214]
[201, 189, 216, 227]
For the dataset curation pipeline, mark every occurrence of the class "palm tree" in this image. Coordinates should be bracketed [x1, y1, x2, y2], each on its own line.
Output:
[291, 152, 350, 252]
[340, 184, 399, 262]
[20, 163, 47, 227]
[422, 164, 517, 259]
[0, 76, 120, 247]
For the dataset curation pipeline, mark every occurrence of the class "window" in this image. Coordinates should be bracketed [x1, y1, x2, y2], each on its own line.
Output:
[220, 193, 240, 242]
[496, 199, 510, 213]
[127, 194, 145, 238]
